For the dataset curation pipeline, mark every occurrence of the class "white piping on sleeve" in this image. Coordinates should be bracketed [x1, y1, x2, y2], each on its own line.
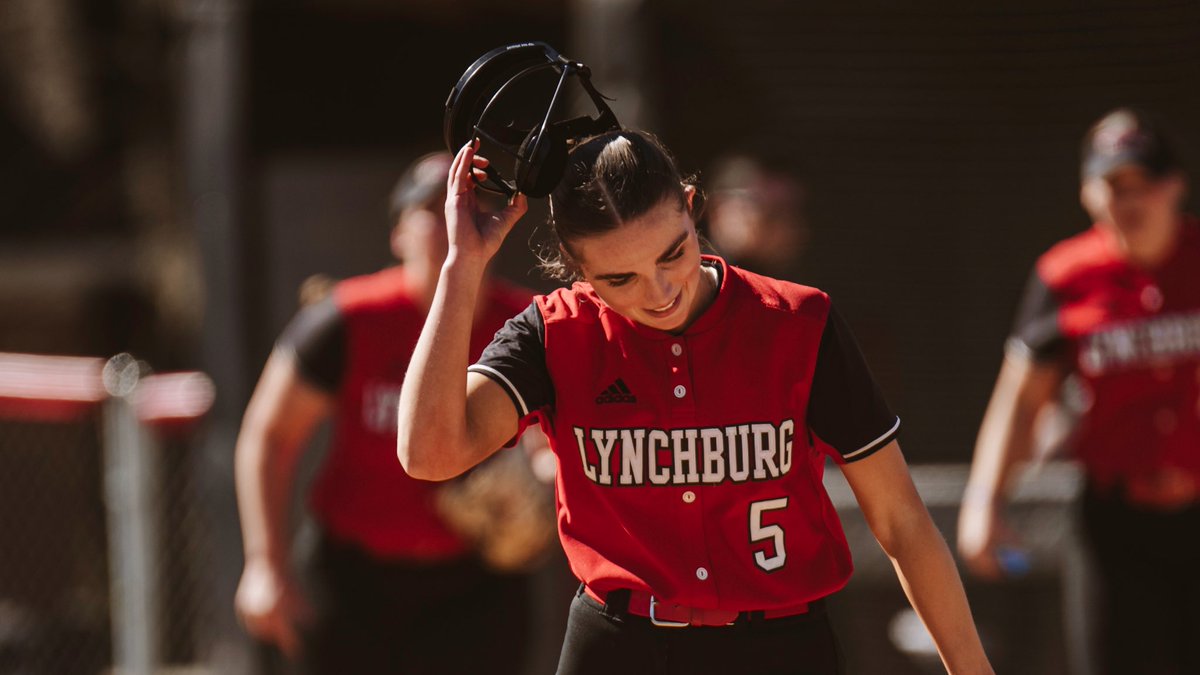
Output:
[467, 364, 530, 417]
[842, 416, 901, 460]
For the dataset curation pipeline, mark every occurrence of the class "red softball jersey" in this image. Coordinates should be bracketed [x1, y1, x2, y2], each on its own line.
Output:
[280, 266, 532, 559]
[469, 256, 899, 611]
[1008, 216, 1200, 491]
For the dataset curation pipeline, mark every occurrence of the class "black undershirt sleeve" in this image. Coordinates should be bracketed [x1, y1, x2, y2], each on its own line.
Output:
[277, 296, 346, 393]
[807, 304, 900, 463]
[1006, 267, 1066, 363]
[468, 302, 555, 420]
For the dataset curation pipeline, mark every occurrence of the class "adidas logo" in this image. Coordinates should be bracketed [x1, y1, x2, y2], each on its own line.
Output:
[595, 378, 637, 404]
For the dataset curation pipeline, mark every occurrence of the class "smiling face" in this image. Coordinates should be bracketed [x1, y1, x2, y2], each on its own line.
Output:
[570, 197, 713, 333]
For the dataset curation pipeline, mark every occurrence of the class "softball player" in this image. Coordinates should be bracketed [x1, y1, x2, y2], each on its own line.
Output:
[959, 108, 1200, 674]
[234, 152, 534, 674]
[397, 131, 993, 674]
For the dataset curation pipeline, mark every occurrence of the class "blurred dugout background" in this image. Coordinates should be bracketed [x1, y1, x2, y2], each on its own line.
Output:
[1, 0, 1198, 673]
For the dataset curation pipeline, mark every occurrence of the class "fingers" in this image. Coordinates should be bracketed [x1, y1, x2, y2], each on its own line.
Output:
[496, 192, 529, 231]
[507, 192, 528, 215]
[240, 599, 310, 660]
[448, 139, 479, 196]
[450, 139, 497, 194]
[234, 563, 313, 659]
[963, 547, 1005, 581]
[957, 504, 1009, 580]
[470, 150, 491, 183]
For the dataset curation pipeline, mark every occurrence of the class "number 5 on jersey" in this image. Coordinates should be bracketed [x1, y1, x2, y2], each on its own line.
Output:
[749, 497, 789, 572]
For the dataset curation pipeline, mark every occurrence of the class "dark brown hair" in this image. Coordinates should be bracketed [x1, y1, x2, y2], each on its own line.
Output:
[539, 130, 701, 281]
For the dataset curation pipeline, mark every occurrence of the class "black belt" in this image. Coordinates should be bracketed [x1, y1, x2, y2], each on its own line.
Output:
[579, 585, 824, 628]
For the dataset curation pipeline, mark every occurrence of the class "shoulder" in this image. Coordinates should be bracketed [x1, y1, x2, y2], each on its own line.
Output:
[1035, 226, 1116, 289]
[536, 282, 604, 325]
[727, 264, 830, 321]
[333, 267, 417, 315]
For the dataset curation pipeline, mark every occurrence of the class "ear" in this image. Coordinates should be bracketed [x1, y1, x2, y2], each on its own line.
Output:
[389, 220, 406, 262]
[684, 184, 697, 211]
[1079, 179, 1106, 220]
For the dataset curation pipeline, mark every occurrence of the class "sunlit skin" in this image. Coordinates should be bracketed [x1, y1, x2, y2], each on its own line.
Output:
[569, 191, 718, 334]
[1081, 165, 1186, 268]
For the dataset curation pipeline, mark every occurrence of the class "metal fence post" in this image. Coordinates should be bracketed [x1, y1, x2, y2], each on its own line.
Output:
[102, 353, 160, 675]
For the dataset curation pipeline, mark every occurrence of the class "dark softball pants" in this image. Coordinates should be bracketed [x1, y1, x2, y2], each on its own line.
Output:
[297, 530, 532, 675]
[556, 585, 844, 675]
[1082, 487, 1200, 675]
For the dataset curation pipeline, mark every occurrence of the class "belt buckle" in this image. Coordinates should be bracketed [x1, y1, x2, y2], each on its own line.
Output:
[649, 596, 690, 628]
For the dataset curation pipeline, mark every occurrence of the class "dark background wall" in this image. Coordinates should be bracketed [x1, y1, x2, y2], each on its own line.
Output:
[647, 0, 1200, 462]
[243, 2, 568, 360]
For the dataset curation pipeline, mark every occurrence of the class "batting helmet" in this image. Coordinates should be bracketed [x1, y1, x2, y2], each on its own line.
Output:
[443, 42, 621, 198]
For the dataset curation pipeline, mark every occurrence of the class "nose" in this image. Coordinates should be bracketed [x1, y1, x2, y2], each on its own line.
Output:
[646, 269, 675, 307]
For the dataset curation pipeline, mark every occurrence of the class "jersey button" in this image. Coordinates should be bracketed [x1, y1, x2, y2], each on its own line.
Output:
[682, 490, 696, 503]
[674, 385, 687, 398]
[671, 343, 683, 356]
[1141, 285, 1164, 312]
[695, 567, 709, 580]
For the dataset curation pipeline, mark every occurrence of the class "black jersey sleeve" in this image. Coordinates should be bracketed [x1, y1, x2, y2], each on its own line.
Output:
[277, 296, 346, 393]
[468, 302, 554, 419]
[807, 304, 900, 463]
[1006, 267, 1066, 362]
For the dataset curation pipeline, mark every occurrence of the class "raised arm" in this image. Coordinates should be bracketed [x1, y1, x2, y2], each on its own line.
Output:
[396, 141, 529, 480]
[842, 441, 994, 675]
[957, 352, 1065, 578]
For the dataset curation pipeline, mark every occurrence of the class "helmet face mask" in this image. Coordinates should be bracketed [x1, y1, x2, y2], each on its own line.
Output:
[444, 42, 621, 198]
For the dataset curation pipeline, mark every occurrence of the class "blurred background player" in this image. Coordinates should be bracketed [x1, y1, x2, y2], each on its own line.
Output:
[704, 154, 810, 280]
[958, 108, 1200, 675]
[233, 151, 537, 674]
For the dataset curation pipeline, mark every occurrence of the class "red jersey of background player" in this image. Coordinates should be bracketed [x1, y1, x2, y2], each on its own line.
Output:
[469, 255, 899, 611]
[281, 266, 531, 559]
[1008, 215, 1200, 490]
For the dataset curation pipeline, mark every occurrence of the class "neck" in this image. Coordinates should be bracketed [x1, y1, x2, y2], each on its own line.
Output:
[404, 257, 441, 312]
[672, 264, 719, 334]
[1109, 215, 1182, 269]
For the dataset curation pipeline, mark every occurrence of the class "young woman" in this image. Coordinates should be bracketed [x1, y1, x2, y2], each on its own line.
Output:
[234, 152, 536, 674]
[959, 108, 1200, 674]
[397, 131, 993, 674]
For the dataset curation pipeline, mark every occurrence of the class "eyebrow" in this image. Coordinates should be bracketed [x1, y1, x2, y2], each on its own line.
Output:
[593, 230, 691, 281]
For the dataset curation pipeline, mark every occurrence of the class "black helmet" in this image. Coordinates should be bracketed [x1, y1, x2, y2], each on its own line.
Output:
[443, 42, 621, 198]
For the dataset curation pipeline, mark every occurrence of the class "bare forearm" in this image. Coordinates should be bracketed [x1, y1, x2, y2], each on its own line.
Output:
[396, 253, 488, 479]
[965, 410, 1034, 506]
[964, 356, 1062, 505]
[889, 516, 993, 674]
[235, 434, 303, 567]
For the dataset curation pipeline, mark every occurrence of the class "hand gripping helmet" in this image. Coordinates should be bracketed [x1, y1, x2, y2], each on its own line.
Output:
[444, 42, 621, 198]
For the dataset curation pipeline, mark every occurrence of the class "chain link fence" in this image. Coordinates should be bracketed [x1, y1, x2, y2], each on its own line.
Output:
[0, 415, 110, 675]
[0, 353, 216, 675]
